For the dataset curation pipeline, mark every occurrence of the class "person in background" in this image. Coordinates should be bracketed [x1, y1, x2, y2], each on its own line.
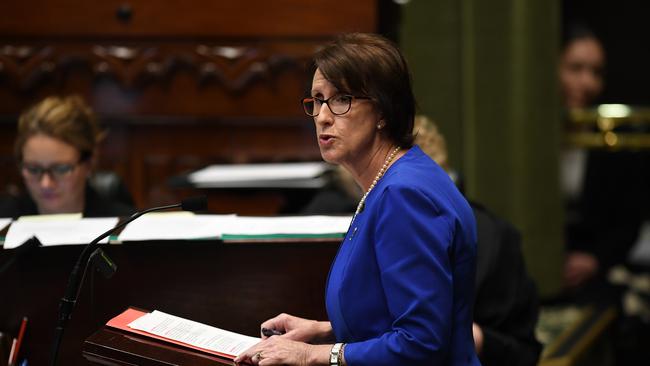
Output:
[558, 24, 608, 290]
[236, 33, 480, 366]
[558, 24, 605, 110]
[0, 96, 134, 218]
[558, 24, 647, 297]
[559, 22, 650, 365]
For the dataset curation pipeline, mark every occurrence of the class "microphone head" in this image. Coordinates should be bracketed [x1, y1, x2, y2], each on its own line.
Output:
[90, 248, 117, 279]
[181, 195, 208, 212]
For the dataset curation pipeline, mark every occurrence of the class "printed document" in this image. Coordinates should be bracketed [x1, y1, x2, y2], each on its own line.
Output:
[128, 310, 259, 357]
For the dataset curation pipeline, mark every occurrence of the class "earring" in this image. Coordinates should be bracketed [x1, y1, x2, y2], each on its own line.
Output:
[377, 123, 384, 130]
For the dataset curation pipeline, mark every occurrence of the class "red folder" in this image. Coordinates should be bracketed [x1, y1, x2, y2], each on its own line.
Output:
[106, 308, 239, 360]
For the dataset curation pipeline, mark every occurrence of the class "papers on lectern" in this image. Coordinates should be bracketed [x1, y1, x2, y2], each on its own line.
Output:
[107, 308, 259, 359]
[3, 216, 118, 249]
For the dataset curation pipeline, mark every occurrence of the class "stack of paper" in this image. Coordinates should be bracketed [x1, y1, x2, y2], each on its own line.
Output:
[107, 308, 259, 359]
[188, 162, 331, 188]
[221, 215, 352, 240]
[4, 216, 118, 249]
[117, 213, 236, 242]
[1, 214, 350, 247]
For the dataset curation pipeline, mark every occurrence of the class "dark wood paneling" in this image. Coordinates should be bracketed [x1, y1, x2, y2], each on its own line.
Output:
[1, 0, 377, 37]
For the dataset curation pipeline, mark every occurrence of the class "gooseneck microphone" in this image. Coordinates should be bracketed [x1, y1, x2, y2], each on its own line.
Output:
[50, 196, 207, 366]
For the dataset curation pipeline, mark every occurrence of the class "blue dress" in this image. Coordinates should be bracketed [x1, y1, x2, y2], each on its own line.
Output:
[325, 146, 481, 365]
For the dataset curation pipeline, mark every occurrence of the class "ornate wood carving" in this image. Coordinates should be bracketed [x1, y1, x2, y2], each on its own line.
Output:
[0, 45, 56, 90]
[0, 43, 309, 92]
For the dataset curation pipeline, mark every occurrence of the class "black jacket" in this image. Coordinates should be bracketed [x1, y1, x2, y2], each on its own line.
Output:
[472, 203, 542, 366]
[0, 184, 134, 219]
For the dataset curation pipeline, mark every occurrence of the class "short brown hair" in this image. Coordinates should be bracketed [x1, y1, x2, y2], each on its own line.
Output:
[15, 96, 103, 161]
[311, 33, 416, 147]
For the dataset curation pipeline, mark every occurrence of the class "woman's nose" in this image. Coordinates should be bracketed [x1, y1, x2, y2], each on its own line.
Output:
[315, 103, 334, 125]
[39, 173, 56, 188]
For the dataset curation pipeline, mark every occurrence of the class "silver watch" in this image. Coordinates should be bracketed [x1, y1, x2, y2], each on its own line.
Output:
[330, 342, 344, 366]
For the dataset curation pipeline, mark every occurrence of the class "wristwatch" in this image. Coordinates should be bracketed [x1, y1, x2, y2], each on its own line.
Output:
[330, 342, 344, 366]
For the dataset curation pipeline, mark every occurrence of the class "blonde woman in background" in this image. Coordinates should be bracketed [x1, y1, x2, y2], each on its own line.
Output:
[0, 96, 134, 218]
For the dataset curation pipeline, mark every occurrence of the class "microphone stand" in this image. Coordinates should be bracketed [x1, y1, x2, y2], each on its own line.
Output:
[49, 203, 181, 366]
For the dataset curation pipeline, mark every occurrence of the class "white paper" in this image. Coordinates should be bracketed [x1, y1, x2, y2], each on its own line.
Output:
[223, 215, 352, 236]
[129, 310, 259, 357]
[189, 162, 330, 188]
[3, 217, 119, 249]
[17, 213, 82, 222]
[0, 218, 11, 232]
[118, 213, 236, 241]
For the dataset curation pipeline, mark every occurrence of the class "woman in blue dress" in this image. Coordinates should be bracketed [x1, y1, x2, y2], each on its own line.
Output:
[235, 33, 480, 366]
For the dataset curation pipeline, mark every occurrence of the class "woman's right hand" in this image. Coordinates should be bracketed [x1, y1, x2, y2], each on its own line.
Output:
[260, 313, 333, 343]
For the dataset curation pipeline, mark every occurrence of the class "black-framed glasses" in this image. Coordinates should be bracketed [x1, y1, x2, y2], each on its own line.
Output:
[302, 94, 371, 117]
[20, 161, 82, 180]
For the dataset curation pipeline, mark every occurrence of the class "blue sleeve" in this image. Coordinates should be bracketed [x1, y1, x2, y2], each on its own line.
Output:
[344, 185, 455, 365]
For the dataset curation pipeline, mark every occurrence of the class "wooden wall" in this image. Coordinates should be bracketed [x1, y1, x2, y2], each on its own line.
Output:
[0, 0, 378, 210]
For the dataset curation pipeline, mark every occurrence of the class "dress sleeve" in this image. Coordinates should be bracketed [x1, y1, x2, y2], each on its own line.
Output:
[343, 185, 457, 365]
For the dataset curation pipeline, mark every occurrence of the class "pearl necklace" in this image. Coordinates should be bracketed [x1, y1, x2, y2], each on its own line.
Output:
[353, 146, 401, 218]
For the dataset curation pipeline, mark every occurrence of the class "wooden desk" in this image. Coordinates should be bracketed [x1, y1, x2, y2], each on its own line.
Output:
[0, 239, 340, 365]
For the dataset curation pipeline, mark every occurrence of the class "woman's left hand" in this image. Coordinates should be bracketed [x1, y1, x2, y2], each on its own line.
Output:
[234, 337, 329, 366]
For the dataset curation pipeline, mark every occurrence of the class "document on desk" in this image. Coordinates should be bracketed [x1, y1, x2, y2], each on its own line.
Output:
[189, 162, 331, 188]
[3, 217, 118, 249]
[108, 308, 259, 359]
[222, 215, 352, 239]
[118, 213, 236, 241]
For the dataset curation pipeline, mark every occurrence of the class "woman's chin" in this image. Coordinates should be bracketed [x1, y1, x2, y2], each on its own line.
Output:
[319, 152, 340, 165]
[37, 199, 65, 214]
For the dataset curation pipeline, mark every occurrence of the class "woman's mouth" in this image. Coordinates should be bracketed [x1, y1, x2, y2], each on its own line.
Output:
[319, 134, 335, 145]
[40, 191, 59, 201]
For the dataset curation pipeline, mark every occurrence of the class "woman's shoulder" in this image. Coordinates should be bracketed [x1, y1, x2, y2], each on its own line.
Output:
[379, 148, 475, 225]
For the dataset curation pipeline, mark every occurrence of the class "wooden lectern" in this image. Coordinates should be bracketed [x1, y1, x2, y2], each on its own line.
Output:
[83, 327, 233, 366]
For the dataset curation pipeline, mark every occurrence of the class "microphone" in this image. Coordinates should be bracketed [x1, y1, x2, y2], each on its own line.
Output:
[50, 196, 207, 366]
[181, 195, 208, 212]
